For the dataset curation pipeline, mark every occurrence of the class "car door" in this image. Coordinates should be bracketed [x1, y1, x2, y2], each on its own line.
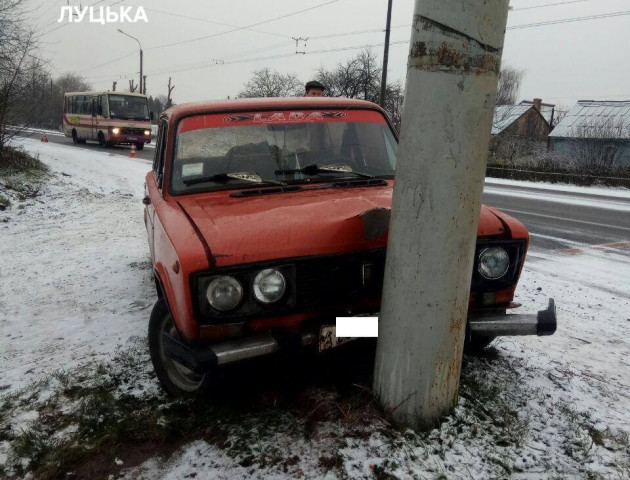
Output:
[146, 120, 168, 260]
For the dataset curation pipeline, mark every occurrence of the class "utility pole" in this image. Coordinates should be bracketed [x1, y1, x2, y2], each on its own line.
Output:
[373, 0, 510, 429]
[143, 75, 147, 95]
[118, 29, 143, 94]
[112, 81, 117, 92]
[379, 0, 393, 108]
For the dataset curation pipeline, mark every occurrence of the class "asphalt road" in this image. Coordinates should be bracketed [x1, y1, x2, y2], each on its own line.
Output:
[15, 128, 156, 162]
[15, 129, 630, 253]
[483, 184, 630, 252]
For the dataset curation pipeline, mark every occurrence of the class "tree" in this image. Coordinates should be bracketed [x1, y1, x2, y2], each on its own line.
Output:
[239, 68, 302, 98]
[0, 0, 46, 151]
[496, 66, 524, 106]
[316, 49, 404, 133]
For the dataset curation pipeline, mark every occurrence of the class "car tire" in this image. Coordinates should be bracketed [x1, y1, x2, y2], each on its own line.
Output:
[464, 335, 496, 355]
[136, 142, 144, 151]
[148, 299, 217, 397]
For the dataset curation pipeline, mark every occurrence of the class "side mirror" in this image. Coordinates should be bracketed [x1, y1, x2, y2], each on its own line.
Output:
[150, 111, 154, 122]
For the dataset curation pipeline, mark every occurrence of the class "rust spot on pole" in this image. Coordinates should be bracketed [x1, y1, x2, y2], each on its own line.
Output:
[409, 15, 501, 76]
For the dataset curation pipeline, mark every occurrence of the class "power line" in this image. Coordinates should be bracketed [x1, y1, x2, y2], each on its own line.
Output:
[146, 0, 343, 51]
[511, 0, 594, 11]
[507, 10, 630, 29]
[142, 7, 293, 39]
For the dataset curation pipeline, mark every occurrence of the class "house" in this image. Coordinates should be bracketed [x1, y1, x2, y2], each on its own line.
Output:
[549, 100, 630, 166]
[492, 98, 552, 142]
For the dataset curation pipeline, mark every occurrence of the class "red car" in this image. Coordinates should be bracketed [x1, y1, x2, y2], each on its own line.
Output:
[144, 97, 556, 395]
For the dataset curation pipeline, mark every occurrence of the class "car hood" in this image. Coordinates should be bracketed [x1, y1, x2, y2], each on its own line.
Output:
[177, 185, 507, 267]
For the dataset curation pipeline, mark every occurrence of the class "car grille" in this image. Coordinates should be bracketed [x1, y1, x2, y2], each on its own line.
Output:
[295, 249, 386, 308]
[121, 127, 146, 135]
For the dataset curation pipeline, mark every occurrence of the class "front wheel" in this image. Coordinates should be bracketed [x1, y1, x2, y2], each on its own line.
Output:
[148, 299, 214, 396]
[135, 142, 145, 151]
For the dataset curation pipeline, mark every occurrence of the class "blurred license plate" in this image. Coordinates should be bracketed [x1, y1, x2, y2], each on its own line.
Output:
[318, 325, 356, 352]
[128, 136, 137, 141]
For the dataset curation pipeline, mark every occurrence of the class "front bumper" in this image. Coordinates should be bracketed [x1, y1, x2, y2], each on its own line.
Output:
[469, 298, 557, 337]
[164, 298, 557, 374]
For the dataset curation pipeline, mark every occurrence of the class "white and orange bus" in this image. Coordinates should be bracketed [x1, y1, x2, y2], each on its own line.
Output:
[63, 91, 152, 149]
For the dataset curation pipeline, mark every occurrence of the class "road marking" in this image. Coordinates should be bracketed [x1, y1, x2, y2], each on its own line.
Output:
[500, 208, 630, 232]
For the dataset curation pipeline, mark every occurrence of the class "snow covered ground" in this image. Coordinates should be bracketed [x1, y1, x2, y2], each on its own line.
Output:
[1, 138, 629, 479]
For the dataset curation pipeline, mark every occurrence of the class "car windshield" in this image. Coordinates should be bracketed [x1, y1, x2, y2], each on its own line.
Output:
[171, 109, 397, 193]
[108, 95, 149, 121]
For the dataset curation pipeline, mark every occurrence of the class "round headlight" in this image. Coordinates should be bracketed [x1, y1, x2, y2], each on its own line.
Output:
[206, 276, 243, 311]
[253, 269, 286, 304]
[478, 247, 510, 280]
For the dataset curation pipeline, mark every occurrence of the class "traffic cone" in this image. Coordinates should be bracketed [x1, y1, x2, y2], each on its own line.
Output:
[130, 143, 136, 158]
[41, 133, 48, 143]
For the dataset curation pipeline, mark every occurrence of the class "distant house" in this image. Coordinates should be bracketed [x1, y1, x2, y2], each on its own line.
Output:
[549, 100, 630, 166]
[492, 98, 552, 141]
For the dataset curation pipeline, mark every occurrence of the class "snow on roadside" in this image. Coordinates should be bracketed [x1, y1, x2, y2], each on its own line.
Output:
[485, 176, 630, 199]
[1, 138, 629, 479]
[0, 138, 154, 392]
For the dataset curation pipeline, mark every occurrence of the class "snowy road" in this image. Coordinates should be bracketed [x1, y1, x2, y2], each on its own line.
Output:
[1, 138, 629, 479]
[484, 178, 630, 252]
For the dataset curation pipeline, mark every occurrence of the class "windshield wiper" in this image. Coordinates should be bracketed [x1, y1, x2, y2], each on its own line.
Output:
[275, 163, 374, 179]
[183, 171, 286, 186]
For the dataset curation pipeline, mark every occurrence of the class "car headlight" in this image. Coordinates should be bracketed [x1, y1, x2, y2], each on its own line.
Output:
[144, 130, 151, 135]
[478, 247, 510, 280]
[206, 276, 243, 311]
[111, 127, 120, 135]
[253, 269, 286, 304]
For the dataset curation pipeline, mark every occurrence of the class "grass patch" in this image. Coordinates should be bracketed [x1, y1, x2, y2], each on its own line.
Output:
[2, 342, 628, 479]
[0, 146, 50, 208]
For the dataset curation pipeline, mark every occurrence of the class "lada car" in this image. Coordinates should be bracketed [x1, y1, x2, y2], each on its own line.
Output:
[143, 97, 557, 395]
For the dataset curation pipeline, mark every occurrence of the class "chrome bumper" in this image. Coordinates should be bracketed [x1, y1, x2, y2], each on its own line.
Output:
[469, 298, 557, 337]
[164, 299, 557, 373]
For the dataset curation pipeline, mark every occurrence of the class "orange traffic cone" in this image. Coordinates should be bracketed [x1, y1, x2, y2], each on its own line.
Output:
[41, 133, 48, 142]
[130, 143, 136, 158]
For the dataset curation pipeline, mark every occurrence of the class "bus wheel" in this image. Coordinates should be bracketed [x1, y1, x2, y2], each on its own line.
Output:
[98, 132, 106, 147]
[136, 143, 145, 151]
[72, 129, 78, 144]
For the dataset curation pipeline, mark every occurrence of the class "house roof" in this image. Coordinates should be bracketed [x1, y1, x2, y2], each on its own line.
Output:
[519, 100, 555, 124]
[492, 105, 531, 134]
[549, 100, 630, 139]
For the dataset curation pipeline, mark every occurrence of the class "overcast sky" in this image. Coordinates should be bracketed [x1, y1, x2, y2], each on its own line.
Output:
[28, 0, 630, 109]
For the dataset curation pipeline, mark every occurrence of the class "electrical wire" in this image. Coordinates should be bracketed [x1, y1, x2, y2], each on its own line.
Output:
[146, 0, 343, 51]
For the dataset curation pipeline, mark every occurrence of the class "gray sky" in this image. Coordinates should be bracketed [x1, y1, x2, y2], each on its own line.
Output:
[29, 0, 630, 109]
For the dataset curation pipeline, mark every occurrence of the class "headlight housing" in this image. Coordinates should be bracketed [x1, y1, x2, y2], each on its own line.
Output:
[206, 276, 243, 311]
[253, 269, 286, 304]
[111, 127, 120, 135]
[478, 247, 510, 280]
[144, 130, 151, 135]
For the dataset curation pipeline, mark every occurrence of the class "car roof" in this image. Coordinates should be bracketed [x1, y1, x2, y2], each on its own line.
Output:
[163, 97, 386, 120]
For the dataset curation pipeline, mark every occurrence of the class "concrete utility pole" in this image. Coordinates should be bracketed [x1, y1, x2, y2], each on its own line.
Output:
[373, 0, 510, 429]
[379, 0, 393, 108]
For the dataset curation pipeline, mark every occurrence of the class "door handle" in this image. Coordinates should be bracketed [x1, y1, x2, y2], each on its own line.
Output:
[142, 196, 151, 205]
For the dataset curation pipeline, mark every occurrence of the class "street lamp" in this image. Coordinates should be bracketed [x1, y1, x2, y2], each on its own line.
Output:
[117, 29, 143, 94]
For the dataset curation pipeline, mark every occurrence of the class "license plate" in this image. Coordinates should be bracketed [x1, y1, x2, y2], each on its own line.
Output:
[128, 136, 137, 141]
[318, 325, 356, 352]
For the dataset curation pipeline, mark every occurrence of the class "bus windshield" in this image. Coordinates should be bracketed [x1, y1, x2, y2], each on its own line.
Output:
[108, 95, 149, 121]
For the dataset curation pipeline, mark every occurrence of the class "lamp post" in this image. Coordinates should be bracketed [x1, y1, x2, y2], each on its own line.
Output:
[118, 29, 143, 94]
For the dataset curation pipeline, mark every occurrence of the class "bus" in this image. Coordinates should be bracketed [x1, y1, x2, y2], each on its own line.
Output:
[63, 91, 153, 149]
